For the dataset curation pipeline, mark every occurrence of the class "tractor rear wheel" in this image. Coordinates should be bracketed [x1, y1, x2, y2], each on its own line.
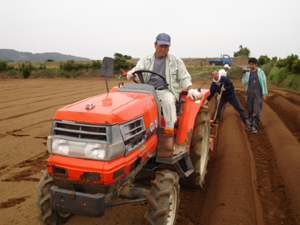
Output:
[34, 170, 72, 225]
[145, 170, 180, 225]
[182, 107, 210, 188]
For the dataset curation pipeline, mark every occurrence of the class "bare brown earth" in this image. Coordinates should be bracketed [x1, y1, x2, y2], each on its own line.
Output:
[0, 78, 300, 225]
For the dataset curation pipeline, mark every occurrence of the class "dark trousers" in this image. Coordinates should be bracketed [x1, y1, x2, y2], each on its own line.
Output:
[246, 92, 263, 128]
[216, 92, 247, 122]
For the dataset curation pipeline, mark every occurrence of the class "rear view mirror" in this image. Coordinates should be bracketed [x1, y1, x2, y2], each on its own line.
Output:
[101, 57, 114, 77]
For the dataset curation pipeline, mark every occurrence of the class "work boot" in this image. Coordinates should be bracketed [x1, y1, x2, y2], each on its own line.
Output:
[245, 126, 251, 132]
[252, 127, 257, 134]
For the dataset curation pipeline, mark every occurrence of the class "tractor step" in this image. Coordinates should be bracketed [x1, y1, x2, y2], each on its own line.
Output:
[173, 156, 194, 178]
[156, 149, 188, 164]
[156, 150, 194, 178]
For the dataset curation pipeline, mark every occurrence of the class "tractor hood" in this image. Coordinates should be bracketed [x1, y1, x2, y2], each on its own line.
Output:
[54, 91, 158, 125]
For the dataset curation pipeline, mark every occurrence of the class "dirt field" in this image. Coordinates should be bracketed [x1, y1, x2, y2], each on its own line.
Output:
[0, 78, 300, 225]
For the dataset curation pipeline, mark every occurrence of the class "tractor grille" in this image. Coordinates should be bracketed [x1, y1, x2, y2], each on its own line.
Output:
[120, 116, 146, 152]
[53, 121, 107, 141]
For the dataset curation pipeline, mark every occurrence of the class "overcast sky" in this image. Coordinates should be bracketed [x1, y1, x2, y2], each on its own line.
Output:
[1, 0, 299, 60]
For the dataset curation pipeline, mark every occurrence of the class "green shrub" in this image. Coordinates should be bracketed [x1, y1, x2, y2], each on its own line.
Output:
[292, 59, 300, 74]
[60, 60, 75, 71]
[91, 60, 101, 69]
[0, 61, 8, 71]
[123, 55, 132, 60]
[114, 52, 132, 60]
[73, 62, 82, 70]
[286, 54, 298, 72]
[64, 74, 70, 78]
[234, 45, 250, 57]
[7, 69, 16, 75]
[22, 67, 31, 78]
[114, 57, 131, 71]
[45, 59, 55, 62]
[113, 53, 135, 73]
[39, 63, 46, 69]
[84, 62, 91, 69]
[59, 69, 65, 76]
[276, 54, 299, 72]
[59, 60, 99, 71]
[7, 64, 14, 70]
[258, 55, 270, 66]
[19, 62, 35, 71]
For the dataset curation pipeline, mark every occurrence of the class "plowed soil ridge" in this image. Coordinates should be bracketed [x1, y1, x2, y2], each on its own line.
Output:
[266, 92, 300, 142]
[201, 106, 257, 224]
[237, 91, 299, 224]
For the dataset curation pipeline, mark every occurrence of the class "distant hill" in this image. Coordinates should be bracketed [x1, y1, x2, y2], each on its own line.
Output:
[0, 49, 90, 62]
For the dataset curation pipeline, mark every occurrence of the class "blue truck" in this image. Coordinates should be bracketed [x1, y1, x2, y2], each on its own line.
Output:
[209, 54, 232, 66]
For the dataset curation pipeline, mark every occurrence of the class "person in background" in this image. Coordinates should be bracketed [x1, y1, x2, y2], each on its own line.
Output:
[242, 57, 268, 134]
[218, 64, 231, 77]
[205, 70, 249, 125]
[127, 33, 202, 129]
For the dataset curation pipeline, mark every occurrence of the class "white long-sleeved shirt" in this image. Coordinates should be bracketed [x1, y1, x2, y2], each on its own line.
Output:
[218, 68, 227, 77]
[132, 52, 192, 100]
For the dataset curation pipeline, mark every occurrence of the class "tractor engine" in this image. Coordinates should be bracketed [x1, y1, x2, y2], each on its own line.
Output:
[45, 84, 160, 216]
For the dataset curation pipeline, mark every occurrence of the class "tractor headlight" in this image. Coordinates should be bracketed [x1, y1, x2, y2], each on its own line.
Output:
[51, 138, 69, 156]
[47, 136, 125, 161]
[84, 143, 106, 160]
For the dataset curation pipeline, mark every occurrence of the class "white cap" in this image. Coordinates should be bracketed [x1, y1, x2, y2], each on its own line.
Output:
[224, 64, 231, 69]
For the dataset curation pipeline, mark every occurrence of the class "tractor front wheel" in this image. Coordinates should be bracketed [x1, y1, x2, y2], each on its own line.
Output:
[34, 170, 72, 225]
[145, 170, 180, 225]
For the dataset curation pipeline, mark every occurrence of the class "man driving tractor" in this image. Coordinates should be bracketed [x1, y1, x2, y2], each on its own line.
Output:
[127, 33, 202, 129]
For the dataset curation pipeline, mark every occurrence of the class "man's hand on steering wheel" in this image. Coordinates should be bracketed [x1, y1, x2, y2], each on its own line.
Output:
[126, 71, 135, 80]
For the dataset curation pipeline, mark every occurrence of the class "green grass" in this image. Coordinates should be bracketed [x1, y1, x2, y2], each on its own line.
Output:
[268, 67, 288, 85]
[7, 69, 16, 75]
[282, 74, 300, 91]
[46, 66, 59, 70]
[186, 65, 223, 77]
[261, 60, 276, 76]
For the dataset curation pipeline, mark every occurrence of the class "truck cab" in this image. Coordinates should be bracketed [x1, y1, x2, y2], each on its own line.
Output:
[209, 54, 232, 66]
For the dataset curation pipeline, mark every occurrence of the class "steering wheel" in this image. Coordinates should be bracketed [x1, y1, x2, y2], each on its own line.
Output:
[132, 70, 169, 90]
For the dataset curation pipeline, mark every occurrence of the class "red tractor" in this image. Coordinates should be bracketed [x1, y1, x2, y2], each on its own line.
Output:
[35, 58, 213, 225]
